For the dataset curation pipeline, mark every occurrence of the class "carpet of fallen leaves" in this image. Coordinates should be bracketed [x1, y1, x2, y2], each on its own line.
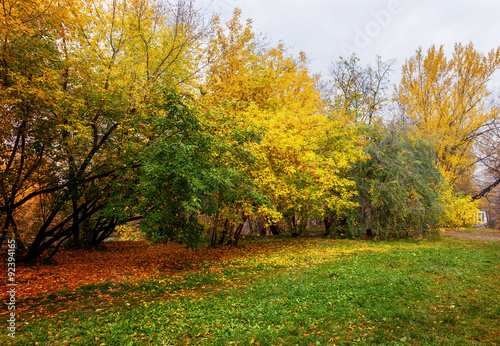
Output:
[3, 238, 310, 302]
[2, 236, 387, 323]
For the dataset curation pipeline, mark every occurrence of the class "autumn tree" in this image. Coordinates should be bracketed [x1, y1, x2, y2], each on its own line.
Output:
[472, 117, 500, 200]
[0, 0, 212, 260]
[198, 9, 364, 237]
[395, 43, 500, 191]
[0, 0, 75, 251]
[345, 123, 444, 238]
[463, 118, 500, 226]
[318, 55, 394, 234]
[326, 55, 394, 124]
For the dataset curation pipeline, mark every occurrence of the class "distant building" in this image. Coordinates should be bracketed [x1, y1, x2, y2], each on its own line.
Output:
[476, 210, 488, 226]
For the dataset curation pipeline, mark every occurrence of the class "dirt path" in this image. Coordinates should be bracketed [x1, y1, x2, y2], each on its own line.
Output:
[440, 231, 500, 241]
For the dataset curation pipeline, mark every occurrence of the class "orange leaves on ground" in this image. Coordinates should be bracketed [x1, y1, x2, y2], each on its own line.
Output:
[10, 240, 280, 301]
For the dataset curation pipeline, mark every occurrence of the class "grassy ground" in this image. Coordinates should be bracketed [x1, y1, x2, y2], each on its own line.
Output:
[442, 228, 500, 234]
[2, 235, 500, 345]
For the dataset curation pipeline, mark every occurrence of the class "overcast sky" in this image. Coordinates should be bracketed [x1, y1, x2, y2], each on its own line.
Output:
[197, 0, 500, 88]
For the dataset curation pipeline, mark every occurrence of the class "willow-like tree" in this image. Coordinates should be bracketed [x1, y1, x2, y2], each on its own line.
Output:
[344, 123, 444, 238]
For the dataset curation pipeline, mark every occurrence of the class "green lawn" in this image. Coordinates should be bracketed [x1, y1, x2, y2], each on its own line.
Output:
[5, 235, 500, 345]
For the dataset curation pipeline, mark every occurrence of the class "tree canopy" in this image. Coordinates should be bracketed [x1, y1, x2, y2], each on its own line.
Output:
[1, 1, 498, 261]
[396, 43, 500, 191]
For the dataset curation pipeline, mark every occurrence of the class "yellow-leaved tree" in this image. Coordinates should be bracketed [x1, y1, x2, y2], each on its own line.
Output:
[199, 9, 364, 238]
[396, 43, 500, 190]
[0, 0, 212, 259]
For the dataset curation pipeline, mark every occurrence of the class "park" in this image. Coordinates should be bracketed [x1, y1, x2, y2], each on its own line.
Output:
[2, 232, 500, 344]
[2, 0, 500, 344]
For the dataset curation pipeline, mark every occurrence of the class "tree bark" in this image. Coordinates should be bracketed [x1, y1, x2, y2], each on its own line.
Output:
[472, 177, 500, 201]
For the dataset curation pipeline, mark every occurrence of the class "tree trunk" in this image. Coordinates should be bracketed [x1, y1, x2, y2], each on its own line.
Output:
[269, 224, 281, 235]
[323, 217, 332, 235]
[472, 177, 500, 200]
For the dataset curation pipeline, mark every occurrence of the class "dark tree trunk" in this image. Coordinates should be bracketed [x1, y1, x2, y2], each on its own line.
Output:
[218, 219, 230, 246]
[323, 217, 332, 234]
[269, 224, 281, 235]
[472, 177, 500, 200]
[210, 212, 220, 247]
[227, 214, 249, 246]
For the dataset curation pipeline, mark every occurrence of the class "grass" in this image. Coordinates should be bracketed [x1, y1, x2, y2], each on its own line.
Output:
[3, 235, 500, 345]
[442, 228, 500, 234]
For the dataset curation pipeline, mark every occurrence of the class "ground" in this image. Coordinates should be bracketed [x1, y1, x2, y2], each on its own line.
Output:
[441, 228, 500, 241]
[441, 231, 500, 242]
[2, 231, 499, 345]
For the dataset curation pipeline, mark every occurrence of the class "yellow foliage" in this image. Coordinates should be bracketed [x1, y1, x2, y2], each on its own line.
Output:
[198, 9, 364, 224]
[396, 43, 500, 188]
[115, 224, 143, 241]
[440, 186, 479, 228]
[250, 108, 362, 221]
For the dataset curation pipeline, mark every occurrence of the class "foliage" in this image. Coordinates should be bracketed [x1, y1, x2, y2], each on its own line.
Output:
[114, 224, 143, 241]
[0, 0, 75, 253]
[440, 189, 480, 228]
[343, 123, 444, 238]
[395, 43, 500, 190]
[0, 0, 211, 259]
[2, 0, 497, 262]
[473, 122, 500, 205]
[1, 3, 366, 255]
[131, 90, 263, 248]
[199, 10, 364, 235]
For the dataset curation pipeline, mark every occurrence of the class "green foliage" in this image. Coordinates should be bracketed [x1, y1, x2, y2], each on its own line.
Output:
[106, 90, 265, 248]
[136, 91, 209, 247]
[348, 123, 444, 237]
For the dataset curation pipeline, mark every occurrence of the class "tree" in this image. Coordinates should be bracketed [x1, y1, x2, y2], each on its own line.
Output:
[120, 90, 264, 248]
[0, 0, 212, 261]
[0, 0, 77, 251]
[342, 123, 444, 238]
[320, 55, 393, 235]
[472, 118, 500, 200]
[395, 43, 500, 191]
[327, 55, 394, 124]
[199, 9, 364, 236]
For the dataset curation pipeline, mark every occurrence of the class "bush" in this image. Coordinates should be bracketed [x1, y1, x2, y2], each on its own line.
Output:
[440, 190, 479, 228]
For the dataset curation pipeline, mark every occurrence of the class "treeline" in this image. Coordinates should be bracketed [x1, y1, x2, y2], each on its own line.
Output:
[1, 0, 499, 262]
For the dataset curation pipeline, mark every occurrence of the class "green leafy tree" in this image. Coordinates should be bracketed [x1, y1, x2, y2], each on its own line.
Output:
[333, 124, 444, 238]
[0, 0, 212, 261]
[106, 90, 264, 248]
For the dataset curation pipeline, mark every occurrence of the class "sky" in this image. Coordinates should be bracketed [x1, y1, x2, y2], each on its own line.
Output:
[197, 0, 500, 88]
